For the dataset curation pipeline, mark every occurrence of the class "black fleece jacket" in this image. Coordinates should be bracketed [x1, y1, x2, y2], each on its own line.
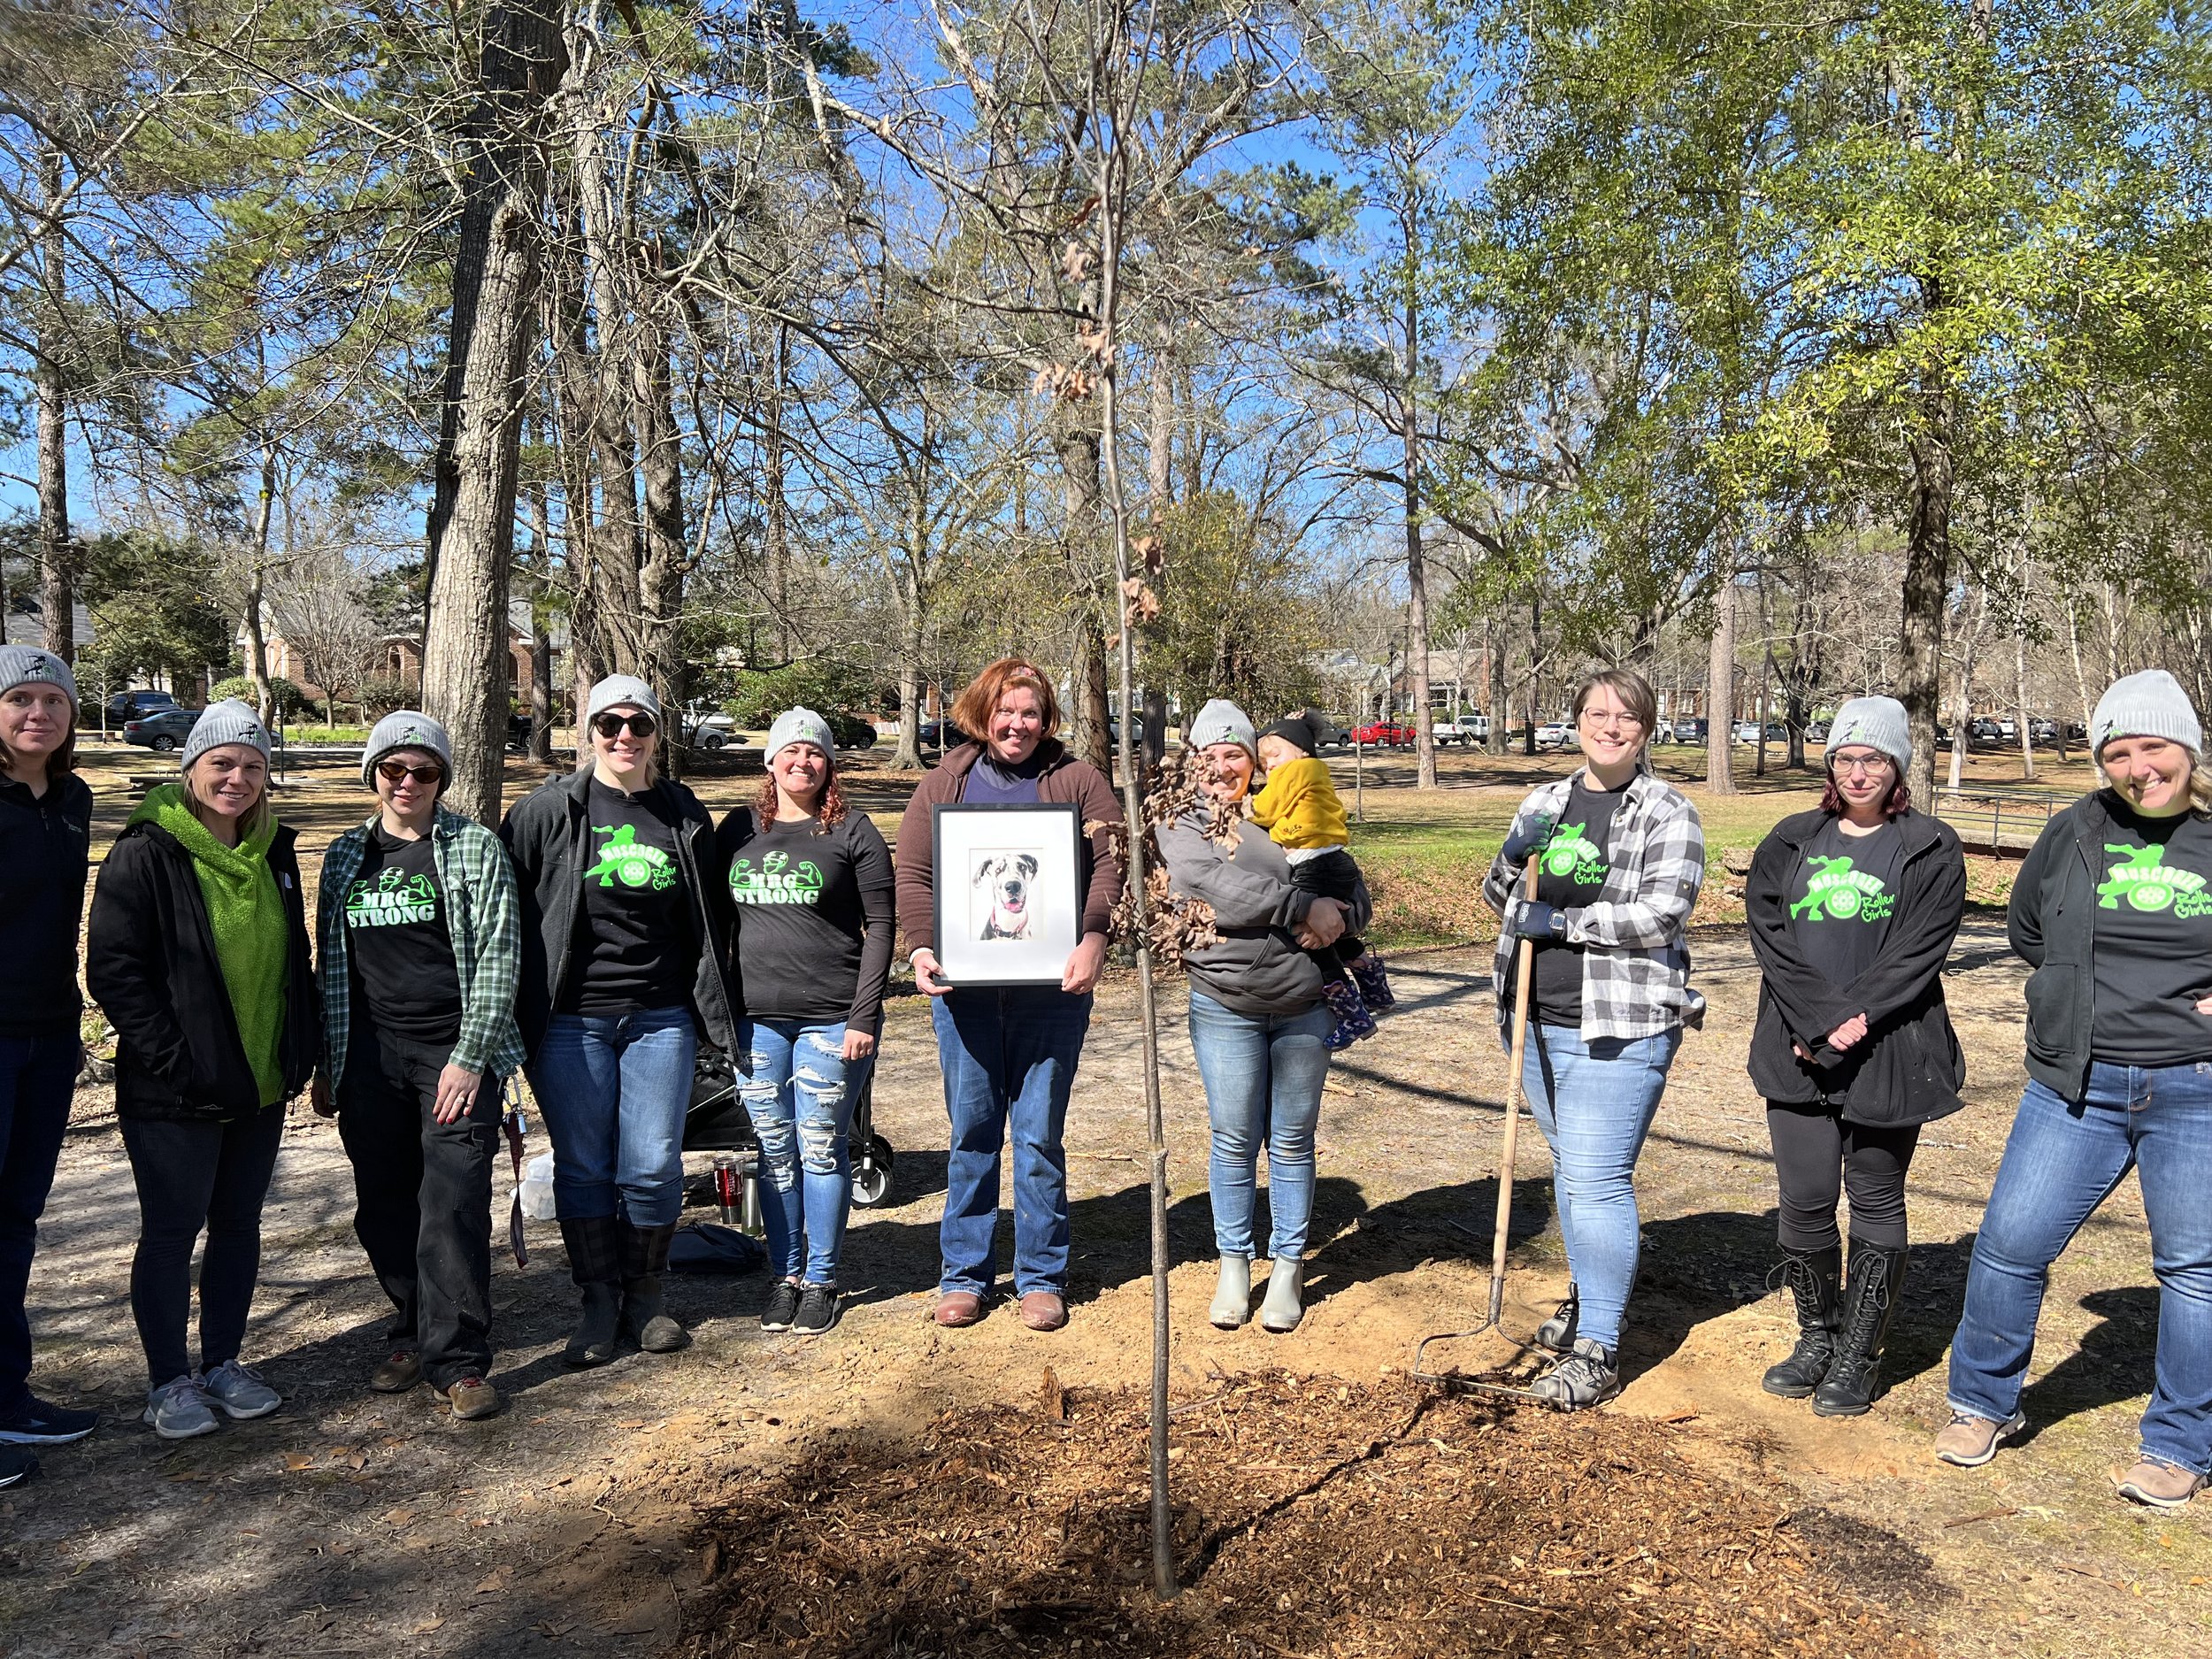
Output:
[1744, 808, 1968, 1125]
[0, 772, 93, 1040]
[500, 767, 736, 1061]
[85, 819, 319, 1121]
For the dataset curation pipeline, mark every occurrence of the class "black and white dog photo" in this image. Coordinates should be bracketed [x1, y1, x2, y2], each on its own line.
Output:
[972, 851, 1041, 941]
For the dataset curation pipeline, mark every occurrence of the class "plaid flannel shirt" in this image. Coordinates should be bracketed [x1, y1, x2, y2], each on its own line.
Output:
[1483, 769, 1707, 1041]
[317, 805, 527, 1089]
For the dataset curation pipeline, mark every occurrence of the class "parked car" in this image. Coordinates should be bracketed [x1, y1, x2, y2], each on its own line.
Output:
[122, 707, 203, 752]
[917, 718, 971, 749]
[1534, 721, 1578, 751]
[1656, 717, 1707, 745]
[680, 707, 739, 749]
[2027, 717, 2061, 744]
[1733, 721, 1790, 744]
[1805, 720, 1830, 742]
[105, 688, 180, 727]
[1349, 719, 1417, 748]
[1432, 710, 1490, 746]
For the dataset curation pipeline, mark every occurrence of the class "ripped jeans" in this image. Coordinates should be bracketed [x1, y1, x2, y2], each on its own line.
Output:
[738, 1018, 869, 1286]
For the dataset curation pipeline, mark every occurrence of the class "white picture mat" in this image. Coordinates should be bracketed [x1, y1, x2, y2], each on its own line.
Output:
[933, 803, 1082, 986]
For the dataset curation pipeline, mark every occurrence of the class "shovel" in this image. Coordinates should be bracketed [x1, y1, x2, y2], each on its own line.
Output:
[1412, 850, 1554, 1402]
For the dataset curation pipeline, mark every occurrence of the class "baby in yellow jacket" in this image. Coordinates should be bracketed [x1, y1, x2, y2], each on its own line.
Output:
[1250, 712, 1393, 1048]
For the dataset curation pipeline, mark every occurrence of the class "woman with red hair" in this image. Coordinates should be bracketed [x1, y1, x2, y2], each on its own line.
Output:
[1744, 695, 1965, 1417]
[895, 659, 1122, 1332]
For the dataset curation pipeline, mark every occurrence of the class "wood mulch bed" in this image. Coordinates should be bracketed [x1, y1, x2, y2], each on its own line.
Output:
[685, 1371, 1945, 1657]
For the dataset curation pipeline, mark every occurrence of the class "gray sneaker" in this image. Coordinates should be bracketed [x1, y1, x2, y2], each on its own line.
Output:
[1527, 1337, 1622, 1410]
[142, 1375, 219, 1440]
[1533, 1286, 1579, 1354]
[201, 1361, 281, 1421]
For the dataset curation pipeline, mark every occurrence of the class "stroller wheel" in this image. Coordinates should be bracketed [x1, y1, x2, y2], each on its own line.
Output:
[850, 1136, 896, 1209]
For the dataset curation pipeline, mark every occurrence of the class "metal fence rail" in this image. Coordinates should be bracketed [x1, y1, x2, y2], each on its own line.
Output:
[1932, 785, 2068, 853]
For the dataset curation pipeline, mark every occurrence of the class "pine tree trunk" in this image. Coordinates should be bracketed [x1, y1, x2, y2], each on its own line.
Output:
[1052, 416, 1113, 771]
[1707, 577, 1736, 794]
[1402, 280, 1437, 789]
[1901, 354, 1955, 812]
[636, 311, 687, 778]
[35, 148, 71, 662]
[423, 2, 565, 824]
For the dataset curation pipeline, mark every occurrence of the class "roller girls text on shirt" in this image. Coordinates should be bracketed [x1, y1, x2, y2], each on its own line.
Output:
[1790, 855, 1895, 923]
[2098, 841, 2212, 917]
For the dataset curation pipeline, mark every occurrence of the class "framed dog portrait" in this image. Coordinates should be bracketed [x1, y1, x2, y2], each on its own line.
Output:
[930, 803, 1085, 987]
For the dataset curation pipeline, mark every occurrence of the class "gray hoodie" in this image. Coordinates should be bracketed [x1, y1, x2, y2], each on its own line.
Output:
[1156, 810, 1373, 1018]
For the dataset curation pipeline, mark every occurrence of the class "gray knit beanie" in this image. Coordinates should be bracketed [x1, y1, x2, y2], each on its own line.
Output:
[1826, 695, 1911, 775]
[586, 673, 662, 724]
[1186, 698, 1257, 758]
[764, 705, 836, 766]
[363, 709, 452, 789]
[0, 646, 77, 709]
[180, 698, 272, 771]
[2092, 669, 2202, 759]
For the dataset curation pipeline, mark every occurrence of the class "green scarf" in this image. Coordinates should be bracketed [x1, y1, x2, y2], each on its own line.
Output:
[132, 785, 289, 1107]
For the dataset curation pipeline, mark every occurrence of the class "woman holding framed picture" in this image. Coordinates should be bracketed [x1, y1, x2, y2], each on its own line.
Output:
[895, 658, 1122, 1333]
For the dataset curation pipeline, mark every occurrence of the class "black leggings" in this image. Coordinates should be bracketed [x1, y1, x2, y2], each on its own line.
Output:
[1765, 1102, 1920, 1252]
[120, 1107, 286, 1387]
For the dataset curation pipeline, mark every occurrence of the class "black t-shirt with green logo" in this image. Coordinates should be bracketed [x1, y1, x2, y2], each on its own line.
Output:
[1523, 777, 1628, 1027]
[719, 807, 896, 1029]
[2090, 794, 2212, 1064]
[1788, 817, 1904, 989]
[345, 826, 462, 1044]
[564, 779, 695, 1018]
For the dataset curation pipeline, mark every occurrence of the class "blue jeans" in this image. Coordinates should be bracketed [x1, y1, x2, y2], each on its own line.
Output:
[0, 1035, 80, 1414]
[527, 1007, 696, 1228]
[739, 1018, 868, 1286]
[1947, 1064, 2212, 1475]
[1187, 991, 1334, 1260]
[1518, 1023, 1683, 1352]
[931, 987, 1093, 1297]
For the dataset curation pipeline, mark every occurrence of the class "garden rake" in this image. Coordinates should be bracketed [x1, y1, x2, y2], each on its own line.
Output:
[1411, 850, 1556, 1405]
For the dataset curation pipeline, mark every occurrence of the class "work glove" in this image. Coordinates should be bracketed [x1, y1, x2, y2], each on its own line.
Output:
[1500, 812, 1556, 867]
[1502, 898, 1568, 941]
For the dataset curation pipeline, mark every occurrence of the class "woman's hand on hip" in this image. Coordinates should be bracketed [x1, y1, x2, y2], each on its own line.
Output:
[912, 949, 952, 996]
[1062, 931, 1109, 995]
[434, 1064, 485, 1125]
[842, 1028, 877, 1062]
[1294, 897, 1348, 951]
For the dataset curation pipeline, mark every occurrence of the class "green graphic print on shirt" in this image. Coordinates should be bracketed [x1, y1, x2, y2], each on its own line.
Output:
[1789, 854, 1897, 923]
[2097, 841, 2212, 916]
[346, 864, 438, 927]
[729, 848, 826, 906]
[1539, 820, 1609, 885]
[584, 822, 678, 890]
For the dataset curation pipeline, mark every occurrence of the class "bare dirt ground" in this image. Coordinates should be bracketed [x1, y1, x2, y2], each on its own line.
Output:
[3, 749, 2207, 1657]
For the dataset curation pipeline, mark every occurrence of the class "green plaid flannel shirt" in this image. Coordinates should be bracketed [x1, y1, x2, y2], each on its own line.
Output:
[317, 805, 527, 1089]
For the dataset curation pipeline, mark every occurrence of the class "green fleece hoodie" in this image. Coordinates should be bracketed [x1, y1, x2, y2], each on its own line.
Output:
[131, 785, 289, 1107]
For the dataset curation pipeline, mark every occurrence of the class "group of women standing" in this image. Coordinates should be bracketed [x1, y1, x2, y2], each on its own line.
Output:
[1, 643, 2205, 1514]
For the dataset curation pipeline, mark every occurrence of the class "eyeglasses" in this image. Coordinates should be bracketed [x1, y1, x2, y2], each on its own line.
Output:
[375, 760, 443, 786]
[1831, 752, 1893, 775]
[593, 711, 657, 740]
[1578, 709, 1645, 733]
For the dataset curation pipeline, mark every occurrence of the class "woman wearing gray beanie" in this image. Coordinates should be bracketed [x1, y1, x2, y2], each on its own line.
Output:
[0, 648, 99, 1477]
[86, 699, 319, 1439]
[1940, 669, 2212, 1508]
[1743, 695, 1966, 1417]
[716, 708, 894, 1336]
[501, 674, 735, 1368]
[311, 712, 525, 1418]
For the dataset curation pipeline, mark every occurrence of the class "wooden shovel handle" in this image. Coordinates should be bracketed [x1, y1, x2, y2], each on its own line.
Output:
[1487, 853, 1540, 1326]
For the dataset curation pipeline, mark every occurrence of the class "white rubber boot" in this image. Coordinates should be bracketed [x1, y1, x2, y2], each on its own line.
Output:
[1260, 1257, 1306, 1333]
[1210, 1257, 1252, 1328]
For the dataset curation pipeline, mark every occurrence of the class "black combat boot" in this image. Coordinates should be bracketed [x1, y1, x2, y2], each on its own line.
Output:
[1813, 1240, 1907, 1417]
[560, 1216, 624, 1368]
[618, 1220, 689, 1353]
[1761, 1244, 1842, 1399]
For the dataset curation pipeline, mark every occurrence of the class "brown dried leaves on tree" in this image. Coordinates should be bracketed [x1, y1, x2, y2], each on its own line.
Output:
[1091, 749, 1242, 972]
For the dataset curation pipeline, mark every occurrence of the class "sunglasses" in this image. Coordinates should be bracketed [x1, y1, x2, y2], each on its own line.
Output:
[593, 711, 657, 740]
[376, 760, 444, 786]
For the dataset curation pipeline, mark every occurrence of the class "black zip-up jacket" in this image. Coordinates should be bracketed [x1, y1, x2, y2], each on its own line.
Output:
[2008, 790, 2183, 1101]
[85, 819, 319, 1121]
[500, 767, 736, 1060]
[0, 772, 93, 1040]
[1744, 808, 1967, 1125]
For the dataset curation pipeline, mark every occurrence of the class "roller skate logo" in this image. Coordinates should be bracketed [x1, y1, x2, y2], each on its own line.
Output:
[1539, 820, 1608, 884]
[585, 823, 678, 890]
[345, 865, 438, 927]
[1791, 854, 1894, 922]
[728, 848, 826, 905]
[2098, 842, 2211, 914]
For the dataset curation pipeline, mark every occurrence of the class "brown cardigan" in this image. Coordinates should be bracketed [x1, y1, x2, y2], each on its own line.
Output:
[895, 739, 1125, 956]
